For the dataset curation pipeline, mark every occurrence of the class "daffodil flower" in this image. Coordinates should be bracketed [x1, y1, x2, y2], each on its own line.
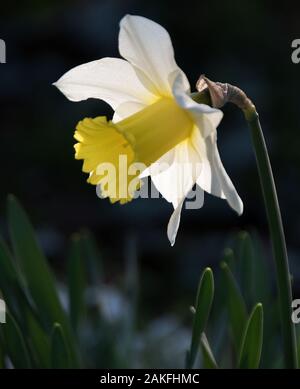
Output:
[54, 15, 243, 245]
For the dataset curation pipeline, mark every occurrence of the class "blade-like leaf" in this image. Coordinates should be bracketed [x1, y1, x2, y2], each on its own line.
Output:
[7, 195, 79, 366]
[201, 333, 218, 369]
[51, 323, 71, 369]
[0, 237, 26, 319]
[68, 234, 86, 332]
[24, 307, 51, 368]
[7, 195, 64, 327]
[0, 237, 51, 368]
[0, 311, 31, 368]
[220, 261, 247, 352]
[187, 267, 214, 368]
[238, 303, 264, 369]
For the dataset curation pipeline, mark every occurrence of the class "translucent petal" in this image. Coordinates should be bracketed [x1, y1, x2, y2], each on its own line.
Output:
[119, 15, 189, 96]
[54, 57, 155, 111]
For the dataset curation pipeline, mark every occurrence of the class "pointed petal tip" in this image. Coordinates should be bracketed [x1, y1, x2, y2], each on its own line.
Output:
[167, 218, 177, 247]
[234, 198, 244, 216]
[167, 202, 184, 248]
[167, 226, 175, 246]
[120, 13, 136, 26]
[238, 203, 244, 216]
[168, 235, 176, 246]
[52, 78, 64, 90]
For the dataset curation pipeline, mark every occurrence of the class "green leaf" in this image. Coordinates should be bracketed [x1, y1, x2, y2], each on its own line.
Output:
[0, 237, 18, 283]
[235, 231, 271, 308]
[68, 234, 86, 332]
[238, 303, 264, 369]
[201, 333, 218, 369]
[0, 237, 26, 318]
[220, 261, 247, 353]
[23, 307, 51, 368]
[0, 237, 51, 368]
[7, 195, 64, 327]
[7, 195, 79, 367]
[0, 311, 31, 368]
[51, 323, 71, 369]
[187, 267, 214, 368]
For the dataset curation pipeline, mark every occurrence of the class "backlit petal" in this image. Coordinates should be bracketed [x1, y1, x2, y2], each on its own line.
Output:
[119, 15, 189, 96]
[150, 130, 204, 245]
[196, 133, 243, 215]
[113, 101, 147, 122]
[54, 57, 155, 111]
[151, 136, 200, 207]
[167, 200, 184, 246]
[172, 71, 223, 137]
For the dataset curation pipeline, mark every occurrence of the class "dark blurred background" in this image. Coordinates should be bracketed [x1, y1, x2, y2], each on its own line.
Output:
[0, 0, 300, 358]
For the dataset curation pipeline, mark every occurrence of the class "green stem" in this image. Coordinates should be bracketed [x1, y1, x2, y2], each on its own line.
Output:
[243, 106, 298, 369]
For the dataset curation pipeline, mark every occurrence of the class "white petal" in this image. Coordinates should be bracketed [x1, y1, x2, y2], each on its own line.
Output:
[167, 200, 184, 246]
[196, 133, 243, 215]
[212, 140, 243, 215]
[172, 72, 223, 137]
[113, 101, 147, 122]
[192, 128, 224, 198]
[150, 135, 203, 245]
[151, 137, 201, 207]
[167, 185, 204, 246]
[54, 57, 155, 111]
[119, 15, 189, 96]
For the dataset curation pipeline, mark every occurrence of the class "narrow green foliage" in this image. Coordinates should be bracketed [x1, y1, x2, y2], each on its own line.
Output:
[201, 333, 218, 369]
[238, 303, 264, 368]
[0, 311, 31, 368]
[220, 261, 247, 353]
[187, 267, 214, 368]
[51, 323, 71, 369]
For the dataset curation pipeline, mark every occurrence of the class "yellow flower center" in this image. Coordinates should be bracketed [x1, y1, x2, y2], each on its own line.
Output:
[74, 97, 194, 203]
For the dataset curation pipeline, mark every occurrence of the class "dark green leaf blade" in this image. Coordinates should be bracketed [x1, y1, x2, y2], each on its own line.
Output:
[7, 195, 64, 328]
[0, 311, 31, 368]
[0, 236, 51, 368]
[220, 261, 247, 352]
[51, 323, 71, 369]
[24, 307, 51, 368]
[7, 195, 79, 366]
[238, 303, 264, 369]
[201, 333, 218, 369]
[187, 267, 214, 368]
